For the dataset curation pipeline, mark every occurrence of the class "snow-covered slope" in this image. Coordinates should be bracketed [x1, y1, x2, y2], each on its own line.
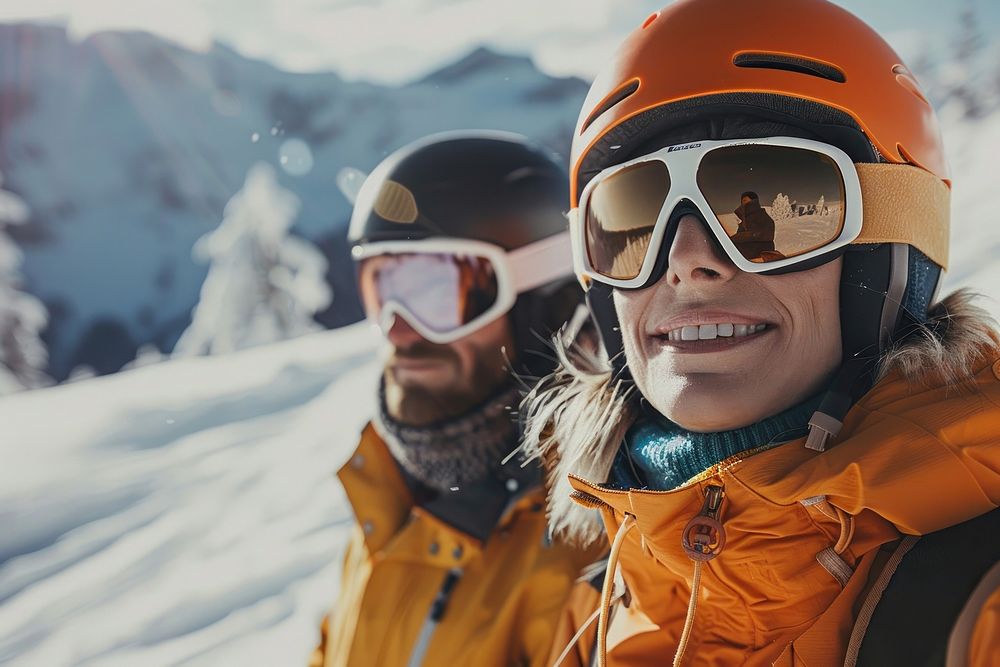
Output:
[0, 25, 587, 379]
[0, 323, 380, 666]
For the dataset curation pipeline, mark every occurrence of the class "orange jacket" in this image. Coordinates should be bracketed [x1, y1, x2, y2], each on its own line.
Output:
[311, 424, 599, 667]
[550, 356, 1000, 666]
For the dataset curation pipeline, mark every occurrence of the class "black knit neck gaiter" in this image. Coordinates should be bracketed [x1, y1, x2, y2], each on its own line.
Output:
[374, 379, 522, 493]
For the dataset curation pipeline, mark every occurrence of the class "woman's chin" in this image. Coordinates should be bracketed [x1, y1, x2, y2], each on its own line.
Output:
[649, 392, 767, 433]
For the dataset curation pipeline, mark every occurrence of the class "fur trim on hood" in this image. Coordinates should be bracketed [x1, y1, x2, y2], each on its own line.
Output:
[519, 289, 1000, 547]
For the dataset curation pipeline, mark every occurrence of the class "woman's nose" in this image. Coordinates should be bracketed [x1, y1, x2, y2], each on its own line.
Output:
[664, 214, 739, 286]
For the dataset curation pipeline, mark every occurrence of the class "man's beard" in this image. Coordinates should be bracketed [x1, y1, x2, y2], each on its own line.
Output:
[384, 340, 510, 426]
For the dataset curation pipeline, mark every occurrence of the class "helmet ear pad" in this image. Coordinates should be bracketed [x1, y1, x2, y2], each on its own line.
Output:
[509, 279, 585, 381]
[586, 282, 627, 382]
[837, 243, 941, 395]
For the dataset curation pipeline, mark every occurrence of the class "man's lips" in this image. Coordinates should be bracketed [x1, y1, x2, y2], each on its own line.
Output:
[391, 356, 447, 369]
[389, 351, 454, 371]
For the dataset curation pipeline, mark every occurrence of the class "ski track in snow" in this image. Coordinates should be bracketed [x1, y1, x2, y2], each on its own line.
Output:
[1, 323, 379, 666]
[1, 109, 999, 667]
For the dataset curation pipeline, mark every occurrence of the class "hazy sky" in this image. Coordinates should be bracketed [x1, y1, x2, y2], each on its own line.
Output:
[1, 0, 997, 84]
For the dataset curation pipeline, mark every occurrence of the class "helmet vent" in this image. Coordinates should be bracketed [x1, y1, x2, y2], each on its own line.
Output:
[892, 65, 931, 106]
[580, 79, 640, 134]
[733, 53, 846, 84]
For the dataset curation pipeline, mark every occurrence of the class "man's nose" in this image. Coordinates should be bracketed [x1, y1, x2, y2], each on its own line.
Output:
[384, 312, 425, 347]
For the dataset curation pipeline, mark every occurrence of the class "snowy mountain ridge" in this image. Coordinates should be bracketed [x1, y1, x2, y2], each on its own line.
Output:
[0, 24, 587, 380]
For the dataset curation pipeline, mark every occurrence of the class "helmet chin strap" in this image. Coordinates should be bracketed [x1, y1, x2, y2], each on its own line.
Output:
[587, 281, 629, 383]
[805, 243, 909, 451]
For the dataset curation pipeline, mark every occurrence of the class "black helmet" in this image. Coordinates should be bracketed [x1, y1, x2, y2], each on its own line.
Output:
[348, 130, 581, 378]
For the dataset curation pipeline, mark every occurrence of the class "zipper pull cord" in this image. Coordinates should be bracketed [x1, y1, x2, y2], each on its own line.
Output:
[675, 485, 727, 667]
[597, 513, 637, 667]
[550, 604, 602, 667]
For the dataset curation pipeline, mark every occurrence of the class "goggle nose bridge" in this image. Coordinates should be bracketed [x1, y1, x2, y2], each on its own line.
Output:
[640, 198, 732, 288]
[376, 300, 421, 337]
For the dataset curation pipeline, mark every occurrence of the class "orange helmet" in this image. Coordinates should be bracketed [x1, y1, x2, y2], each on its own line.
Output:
[572, 0, 953, 449]
[570, 0, 948, 205]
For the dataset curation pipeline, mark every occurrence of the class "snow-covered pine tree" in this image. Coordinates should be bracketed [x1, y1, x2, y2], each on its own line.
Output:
[770, 193, 794, 221]
[951, 1, 986, 118]
[0, 173, 51, 394]
[172, 163, 332, 357]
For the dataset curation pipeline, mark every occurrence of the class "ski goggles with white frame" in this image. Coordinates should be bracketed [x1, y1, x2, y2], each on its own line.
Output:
[353, 232, 572, 344]
[571, 136, 865, 289]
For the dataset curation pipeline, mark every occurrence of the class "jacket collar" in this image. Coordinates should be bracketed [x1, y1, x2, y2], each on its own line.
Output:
[569, 353, 1000, 565]
[339, 423, 544, 556]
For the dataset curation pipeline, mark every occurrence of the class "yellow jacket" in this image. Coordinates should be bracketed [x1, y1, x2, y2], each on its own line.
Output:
[311, 424, 599, 667]
[550, 352, 1000, 666]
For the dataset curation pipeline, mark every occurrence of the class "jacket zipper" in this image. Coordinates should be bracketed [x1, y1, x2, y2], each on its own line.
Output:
[674, 484, 727, 667]
[682, 484, 727, 561]
[576, 483, 729, 667]
[405, 568, 463, 667]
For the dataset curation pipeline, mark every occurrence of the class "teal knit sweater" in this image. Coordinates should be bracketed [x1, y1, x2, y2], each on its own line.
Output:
[610, 394, 823, 491]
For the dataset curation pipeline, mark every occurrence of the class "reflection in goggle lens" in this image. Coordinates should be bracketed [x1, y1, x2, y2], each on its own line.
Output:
[585, 161, 670, 280]
[697, 145, 846, 263]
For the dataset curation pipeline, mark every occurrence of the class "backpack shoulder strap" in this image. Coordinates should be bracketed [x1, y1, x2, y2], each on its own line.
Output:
[853, 507, 1000, 666]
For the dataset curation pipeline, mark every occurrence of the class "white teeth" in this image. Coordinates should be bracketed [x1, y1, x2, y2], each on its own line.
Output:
[661, 322, 767, 341]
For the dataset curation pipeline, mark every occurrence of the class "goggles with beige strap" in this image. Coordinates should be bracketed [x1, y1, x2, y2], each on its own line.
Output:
[570, 136, 950, 289]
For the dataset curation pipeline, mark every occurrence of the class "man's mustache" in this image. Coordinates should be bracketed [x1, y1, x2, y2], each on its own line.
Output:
[390, 341, 457, 363]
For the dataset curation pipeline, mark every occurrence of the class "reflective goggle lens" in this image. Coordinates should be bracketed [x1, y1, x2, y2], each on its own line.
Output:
[358, 252, 500, 337]
[584, 160, 670, 281]
[698, 144, 846, 263]
[582, 143, 849, 282]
